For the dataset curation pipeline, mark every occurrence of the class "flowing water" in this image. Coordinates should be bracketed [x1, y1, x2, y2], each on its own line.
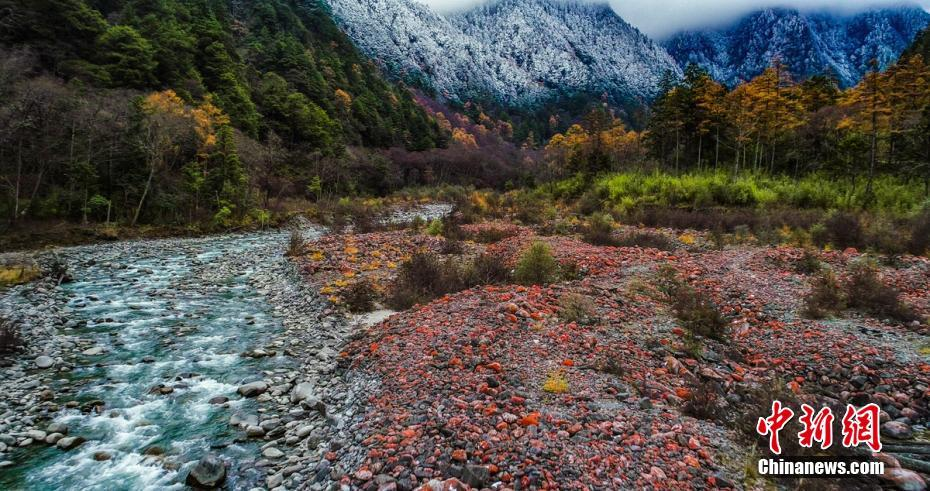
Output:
[1, 229, 315, 490]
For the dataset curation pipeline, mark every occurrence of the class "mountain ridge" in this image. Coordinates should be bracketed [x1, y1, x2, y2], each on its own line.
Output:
[663, 5, 930, 87]
[325, 0, 682, 106]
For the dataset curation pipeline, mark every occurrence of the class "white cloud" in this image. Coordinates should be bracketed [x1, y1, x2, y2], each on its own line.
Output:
[416, 0, 930, 39]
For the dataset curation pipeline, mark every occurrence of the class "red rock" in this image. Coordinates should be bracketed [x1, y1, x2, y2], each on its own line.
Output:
[519, 412, 540, 427]
[441, 478, 468, 490]
[451, 449, 467, 462]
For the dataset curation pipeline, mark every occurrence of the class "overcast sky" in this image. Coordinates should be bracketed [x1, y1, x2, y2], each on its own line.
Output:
[418, 0, 930, 38]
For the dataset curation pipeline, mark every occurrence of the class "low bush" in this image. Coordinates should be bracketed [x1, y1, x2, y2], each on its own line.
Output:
[388, 252, 512, 310]
[320, 199, 384, 233]
[803, 269, 845, 319]
[681, 380, 722, 420]
[817, 212, 863, 249]
[908, 210, 930, 256]
[286, 230, 305, 257]
[844, 260, 919, 323]
[863, 217, 909, 256]
[514, 241, 560, 286]
[463, 254, 511, 285]
[581, 214, 618, 246]
[795, 249, 823, 275]
[558, 293, 598, 325]
[507, 190, 556, 225]
[426, 219, 444, 236]
[472, 226, 517, 244]
[669, 281, 728, 342]
[386, 253, 464, 310]
[615, 231, 676, 251]
[440, 238, 464, 255]
[343, 279, 378, 313]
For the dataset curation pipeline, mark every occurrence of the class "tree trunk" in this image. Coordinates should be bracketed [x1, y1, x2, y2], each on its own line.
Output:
[132, 162, 156, 227]
[13, 139, 22, 221]
[696, 133, 703, 171]
[82, 188, 88, 224]
[714, 126, 720, 171]
[23, 166, 45, 218]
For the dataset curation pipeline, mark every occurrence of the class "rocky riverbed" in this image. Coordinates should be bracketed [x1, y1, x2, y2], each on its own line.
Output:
[0, 205, 448, 490]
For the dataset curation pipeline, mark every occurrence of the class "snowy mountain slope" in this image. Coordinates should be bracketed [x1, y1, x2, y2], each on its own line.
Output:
[663, 6, 930, 87]
[323, 0, 681, 105]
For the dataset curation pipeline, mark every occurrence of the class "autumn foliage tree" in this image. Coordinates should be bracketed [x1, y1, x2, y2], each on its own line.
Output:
[545, 108, 645, 177]
[643, 54, 930, 204]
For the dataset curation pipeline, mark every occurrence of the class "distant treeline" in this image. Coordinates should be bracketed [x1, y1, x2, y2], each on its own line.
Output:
[2, 1, 929, 230]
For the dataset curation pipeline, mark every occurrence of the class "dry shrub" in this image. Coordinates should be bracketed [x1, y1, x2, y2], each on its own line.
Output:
[630, 207, 822, 235]
[558, 293, 598, 325]
[286, 230, 305, 257]
[615, 231, 676, 251]
[343, 279, 378, 313]
[318, 199, 383, 233]
[581, 214, 618, 246]
[463, 254, 511, 285]
[387, 253, 463, 310]
[795, 249, 823, 275]
[817, 212, 864, 249]
[671, 284, 728, 342]
[803, 269, 845, 319]
[908, 210, 930, 256]
[472, 226, 517, 244]
[682, 380, 723, 420]
[388, 252, 511, 310]
[845, 260, 919, 323]
[440, 238, 464, 255]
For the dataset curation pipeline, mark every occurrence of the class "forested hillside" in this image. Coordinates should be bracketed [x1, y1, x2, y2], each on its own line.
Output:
[903, 24, 930, 61]
[0, 0, 445, 228]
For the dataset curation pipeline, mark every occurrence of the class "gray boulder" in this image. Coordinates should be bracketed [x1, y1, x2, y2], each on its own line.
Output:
[237, 381, 267, 398]
[185, 454, 227, 489]
[56, 436, 85, 450]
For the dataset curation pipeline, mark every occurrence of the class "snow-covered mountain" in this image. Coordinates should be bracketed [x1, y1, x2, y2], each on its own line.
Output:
[663, 6, 930, 87]
[324, 0, 681, 106]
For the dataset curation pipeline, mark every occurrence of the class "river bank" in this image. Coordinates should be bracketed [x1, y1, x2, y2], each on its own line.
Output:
[0, 206, 447, 490]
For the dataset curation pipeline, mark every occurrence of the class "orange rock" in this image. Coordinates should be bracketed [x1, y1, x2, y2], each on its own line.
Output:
[519, 412, 540, 427]
[675, 387, 692, 400]
[562, 359, 574, 367]
[486, 362, 503, 373]
[451, 449, 467, 462]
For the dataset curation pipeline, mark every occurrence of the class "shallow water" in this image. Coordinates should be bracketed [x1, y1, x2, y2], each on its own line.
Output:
[1, 230, 309, 490]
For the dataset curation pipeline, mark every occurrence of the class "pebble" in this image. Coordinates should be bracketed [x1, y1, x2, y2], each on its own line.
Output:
[262, 447, 284, 459]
